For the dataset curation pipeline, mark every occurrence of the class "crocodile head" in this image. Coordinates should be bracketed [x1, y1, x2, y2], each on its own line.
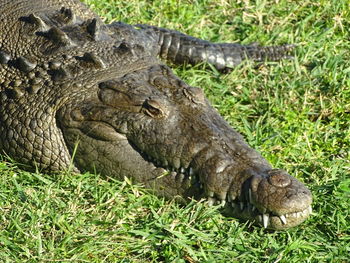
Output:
[58, 64, 312, 230]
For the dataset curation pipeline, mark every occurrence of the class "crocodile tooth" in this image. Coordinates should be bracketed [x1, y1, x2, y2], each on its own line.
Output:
[217, 191, 227, 201]
[251, 205, 256, 212]
[207, 191, 214, 197]
[220, 200, 226, 207]
[229, 193, 237, 202]
[180, 167, 185, 173]
[207, 197, 216, 206]
[248, 188, 253, 203]
[189, 167, 194, 176]
[262, 213, 269, 228]
[279, 215, 287, 225]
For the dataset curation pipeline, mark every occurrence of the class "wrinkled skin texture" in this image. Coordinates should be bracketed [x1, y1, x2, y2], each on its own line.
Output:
[0, 0, 311, 230]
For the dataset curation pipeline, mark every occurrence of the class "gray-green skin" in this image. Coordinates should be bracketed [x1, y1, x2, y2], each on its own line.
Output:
[0, 0, 312, 230]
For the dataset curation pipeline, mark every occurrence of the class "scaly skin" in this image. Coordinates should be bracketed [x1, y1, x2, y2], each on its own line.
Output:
[0, 0, 312, 229]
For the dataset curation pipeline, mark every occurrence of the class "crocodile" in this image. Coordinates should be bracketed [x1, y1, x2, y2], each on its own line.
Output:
[0, 0, 312, 230]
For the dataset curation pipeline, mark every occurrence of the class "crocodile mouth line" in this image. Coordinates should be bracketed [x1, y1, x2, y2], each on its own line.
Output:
[227, 197, 312, 228]
[142, 152, 312, 229]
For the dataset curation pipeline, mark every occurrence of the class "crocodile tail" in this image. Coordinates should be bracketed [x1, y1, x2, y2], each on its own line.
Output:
[242, 43, 295, 62]
[135, 24, 295, 70]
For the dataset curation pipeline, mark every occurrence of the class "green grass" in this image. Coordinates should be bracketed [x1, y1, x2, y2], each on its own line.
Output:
[1, 0, 350, 262]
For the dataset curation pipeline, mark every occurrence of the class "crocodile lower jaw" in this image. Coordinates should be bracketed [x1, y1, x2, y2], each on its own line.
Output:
[154, 163, 312, 229]
[219, 197, 312, 229]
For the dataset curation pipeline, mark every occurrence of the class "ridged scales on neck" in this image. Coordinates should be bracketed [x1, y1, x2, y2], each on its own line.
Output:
[0, 1, 158, 172]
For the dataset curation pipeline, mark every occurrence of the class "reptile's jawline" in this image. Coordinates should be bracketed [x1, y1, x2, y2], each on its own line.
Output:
[0, 0, 311, 230]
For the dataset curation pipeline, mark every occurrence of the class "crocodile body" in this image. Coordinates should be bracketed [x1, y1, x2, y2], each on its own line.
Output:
[0, 0, 312, 229]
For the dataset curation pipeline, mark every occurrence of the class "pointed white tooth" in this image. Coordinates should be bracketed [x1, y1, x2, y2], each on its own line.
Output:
[279, 215, 287, 225]
[189, 168, 194, 176]
[217, 192, 227, 201]
[180, 167, 185, 173]
[240, 202, 244, 210]
[251, 205, 256, 212]
[248, 188, 253, 203]
[220, 200, 226, 207]
[262, 214, 269, 228]
[207, 197, 216, 207]
[229, 193, 237, 202]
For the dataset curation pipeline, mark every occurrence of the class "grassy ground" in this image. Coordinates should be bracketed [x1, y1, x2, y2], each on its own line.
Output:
[1, 0, 349, 262]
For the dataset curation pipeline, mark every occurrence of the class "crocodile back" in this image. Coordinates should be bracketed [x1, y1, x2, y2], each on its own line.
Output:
[0, 0, 101, 172]
[0, 0, 158, 172]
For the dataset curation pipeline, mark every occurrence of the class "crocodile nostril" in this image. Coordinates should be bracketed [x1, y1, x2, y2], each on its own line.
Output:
[267, 169, 291, 187]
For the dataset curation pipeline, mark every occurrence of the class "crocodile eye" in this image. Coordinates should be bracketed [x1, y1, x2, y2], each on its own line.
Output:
[142, 99, 168, 119]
